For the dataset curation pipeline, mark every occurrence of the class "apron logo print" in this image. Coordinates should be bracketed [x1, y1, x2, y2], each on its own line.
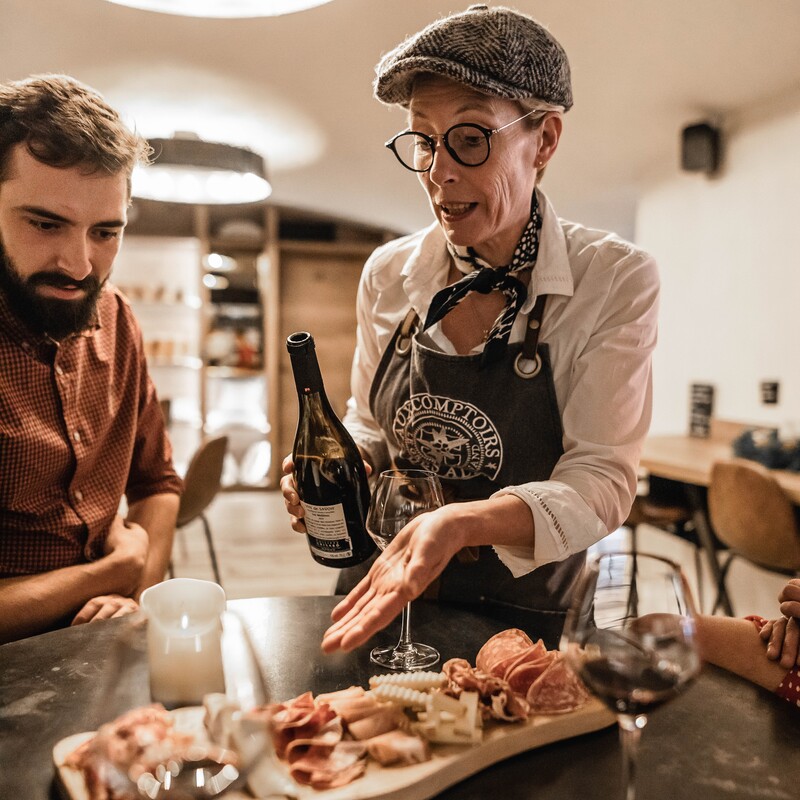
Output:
[393, 394, 503, 481]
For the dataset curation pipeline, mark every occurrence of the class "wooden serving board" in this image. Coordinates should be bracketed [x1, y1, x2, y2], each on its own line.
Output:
[54, 699, 615, 800]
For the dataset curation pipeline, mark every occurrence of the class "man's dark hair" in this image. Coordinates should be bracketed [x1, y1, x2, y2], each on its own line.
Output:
[0, 74, 150, 191]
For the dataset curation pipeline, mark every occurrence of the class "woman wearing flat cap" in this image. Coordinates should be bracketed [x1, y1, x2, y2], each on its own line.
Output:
[282, 4, 659, 652]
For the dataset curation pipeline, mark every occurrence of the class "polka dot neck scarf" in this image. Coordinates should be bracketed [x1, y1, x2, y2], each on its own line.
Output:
[423, 191, 543, 367]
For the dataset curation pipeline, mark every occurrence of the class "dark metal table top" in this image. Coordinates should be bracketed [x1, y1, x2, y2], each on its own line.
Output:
[1, 596, 798, 799]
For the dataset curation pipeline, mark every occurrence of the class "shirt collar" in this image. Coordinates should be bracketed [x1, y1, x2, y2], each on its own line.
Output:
[522, 188, 574, 311]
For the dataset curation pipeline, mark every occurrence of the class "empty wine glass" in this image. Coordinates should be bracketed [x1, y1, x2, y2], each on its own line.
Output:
[367, 468, 445, 671]
[560, 551, 701, 800]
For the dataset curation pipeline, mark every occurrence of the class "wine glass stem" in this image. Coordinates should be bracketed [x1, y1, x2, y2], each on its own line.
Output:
[396, 601, 413, 650]
[618, 714, 646, 800]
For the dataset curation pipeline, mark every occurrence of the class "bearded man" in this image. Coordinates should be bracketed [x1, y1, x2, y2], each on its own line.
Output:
[0, 74, 182, 643]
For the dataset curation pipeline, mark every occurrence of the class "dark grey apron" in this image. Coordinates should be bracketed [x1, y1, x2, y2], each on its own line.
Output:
[335, 294, 585, 620]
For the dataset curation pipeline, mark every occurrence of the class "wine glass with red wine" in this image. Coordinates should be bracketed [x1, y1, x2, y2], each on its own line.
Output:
[367, 468, 445, 671]
[561, 551, 701, 800]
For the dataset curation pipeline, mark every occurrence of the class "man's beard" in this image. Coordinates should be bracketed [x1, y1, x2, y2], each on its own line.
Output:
[0, 240, 105, 340]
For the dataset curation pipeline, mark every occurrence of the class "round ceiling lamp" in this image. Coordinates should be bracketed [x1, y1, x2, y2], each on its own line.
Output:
[132, 136, 272, 205]
[104, 0, 334, 17]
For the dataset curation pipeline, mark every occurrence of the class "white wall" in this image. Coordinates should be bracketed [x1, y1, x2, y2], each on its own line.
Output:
[636, 103, 800, 436]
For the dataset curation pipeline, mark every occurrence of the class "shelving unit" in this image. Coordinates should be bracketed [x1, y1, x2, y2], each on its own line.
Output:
[118, 198, 398, 489]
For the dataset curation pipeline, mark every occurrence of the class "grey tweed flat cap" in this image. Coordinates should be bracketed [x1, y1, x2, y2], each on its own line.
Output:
[374, 4, 572, 110]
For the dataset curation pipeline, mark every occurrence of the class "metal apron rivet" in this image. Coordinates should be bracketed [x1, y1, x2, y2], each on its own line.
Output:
[514, 351, 542, 379]
[395, 333, 413, 355]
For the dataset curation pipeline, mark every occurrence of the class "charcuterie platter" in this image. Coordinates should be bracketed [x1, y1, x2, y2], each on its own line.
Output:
[54, 700, 613, 800]
[53, 629, 615, 800]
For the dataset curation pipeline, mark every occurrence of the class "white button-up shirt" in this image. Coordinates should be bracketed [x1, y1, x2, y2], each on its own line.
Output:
[344, 190, 659, 575]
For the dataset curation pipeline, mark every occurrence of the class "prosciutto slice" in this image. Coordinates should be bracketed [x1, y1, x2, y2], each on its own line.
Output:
[253, 691, 337, 759]
[442, 658, 529, 722]
[64, 704, 217, 800]
[287, 740, 367, 790]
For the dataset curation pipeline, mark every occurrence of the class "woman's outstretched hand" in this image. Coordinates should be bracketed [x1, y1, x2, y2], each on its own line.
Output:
[321, 504, 464, 653]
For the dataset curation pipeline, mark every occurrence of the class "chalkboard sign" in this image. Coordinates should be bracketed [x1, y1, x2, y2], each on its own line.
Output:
[689, 383, 714, 438]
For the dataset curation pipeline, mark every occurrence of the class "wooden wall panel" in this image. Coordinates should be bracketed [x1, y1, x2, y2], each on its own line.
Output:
[275, 243, 374, 469]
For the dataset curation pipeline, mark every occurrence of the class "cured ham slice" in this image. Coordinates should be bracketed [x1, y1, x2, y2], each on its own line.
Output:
[526, 653, 588, 714]
[442, 658, 529, 722]
[64, 704, 216, 800]
[365, 730, 431, 766]
[284, 716, 344, 760]
[254, 691, 337, 759]
[287, 740, 367, 790]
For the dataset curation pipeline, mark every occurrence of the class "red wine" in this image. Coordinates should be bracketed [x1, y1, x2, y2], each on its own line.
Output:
[579, 657, 686, 716]
[287, 332, 376, 568]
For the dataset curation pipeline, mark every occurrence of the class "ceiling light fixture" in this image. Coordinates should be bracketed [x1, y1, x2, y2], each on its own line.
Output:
[104, 0, 334, 18]
[132, 136, 272, 205]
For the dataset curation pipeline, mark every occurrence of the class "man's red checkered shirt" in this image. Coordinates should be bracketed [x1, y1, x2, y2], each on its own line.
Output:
[0, 285, 183, 576]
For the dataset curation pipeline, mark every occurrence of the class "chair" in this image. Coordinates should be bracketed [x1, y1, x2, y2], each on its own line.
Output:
[625, 479, 704, 606]
[170, 435, 229, 587]
[158, 398, 172, 427]
[707, 457, 800, 614]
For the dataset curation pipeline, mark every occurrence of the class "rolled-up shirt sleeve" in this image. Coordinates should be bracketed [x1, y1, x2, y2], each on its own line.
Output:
[493, 242, 659, 574]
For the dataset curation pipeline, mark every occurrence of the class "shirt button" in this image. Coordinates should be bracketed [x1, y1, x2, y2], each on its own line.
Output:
[74, 490, 83, 502]
[55, 365, 64, 376]
[73, 430, 81, 442]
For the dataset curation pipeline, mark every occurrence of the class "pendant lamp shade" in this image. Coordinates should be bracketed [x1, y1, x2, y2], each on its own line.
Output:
[104, 0, 334, 17]
[132, 137, 272, 205]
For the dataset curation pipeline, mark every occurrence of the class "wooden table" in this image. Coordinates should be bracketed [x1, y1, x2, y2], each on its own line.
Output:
[641, 434, 800, 503]
[1, 596, 799, 800]
[640, 433, 800, 614]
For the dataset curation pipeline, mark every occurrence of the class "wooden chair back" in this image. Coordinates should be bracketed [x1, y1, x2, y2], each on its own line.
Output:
[708, 458, 800, 572]
[177, 435, 229, 528]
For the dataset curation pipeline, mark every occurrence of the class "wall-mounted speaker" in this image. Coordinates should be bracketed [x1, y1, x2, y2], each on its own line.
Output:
[681, 122, 721, 175]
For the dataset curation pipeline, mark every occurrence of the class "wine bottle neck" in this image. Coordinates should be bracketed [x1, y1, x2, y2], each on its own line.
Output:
[290, 351, 325, 395]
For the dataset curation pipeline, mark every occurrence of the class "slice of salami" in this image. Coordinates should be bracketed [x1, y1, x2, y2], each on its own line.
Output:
[505, 650, 556, 696]
[526, 654, 589, 715]
[475, 628, 534, 676]
[499, 639, 549, 681]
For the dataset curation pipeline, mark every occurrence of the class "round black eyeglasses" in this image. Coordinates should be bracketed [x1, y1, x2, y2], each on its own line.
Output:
[385, 108, 544, 173]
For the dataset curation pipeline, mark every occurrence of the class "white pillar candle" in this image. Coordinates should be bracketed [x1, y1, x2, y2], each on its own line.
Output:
[140, 578, 226, 707]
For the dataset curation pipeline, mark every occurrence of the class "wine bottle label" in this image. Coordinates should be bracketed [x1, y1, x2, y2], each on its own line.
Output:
[300, 501, 354, 559]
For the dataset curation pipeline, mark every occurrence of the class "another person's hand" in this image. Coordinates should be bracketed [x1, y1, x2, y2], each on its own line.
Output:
[758, 616, 800, 669]
[104, 515, 149, 595]
[321, 503, 466, 653]
[778, 578, 800, 619]
[70, 594, 139, 626]
[758, 580, 800, 668]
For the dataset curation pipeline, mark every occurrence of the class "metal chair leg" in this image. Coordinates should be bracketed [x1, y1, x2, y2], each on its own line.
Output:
[200, 513, 222, 587]
[693, 546, 705, 614]
[711, 552, 736, 616]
